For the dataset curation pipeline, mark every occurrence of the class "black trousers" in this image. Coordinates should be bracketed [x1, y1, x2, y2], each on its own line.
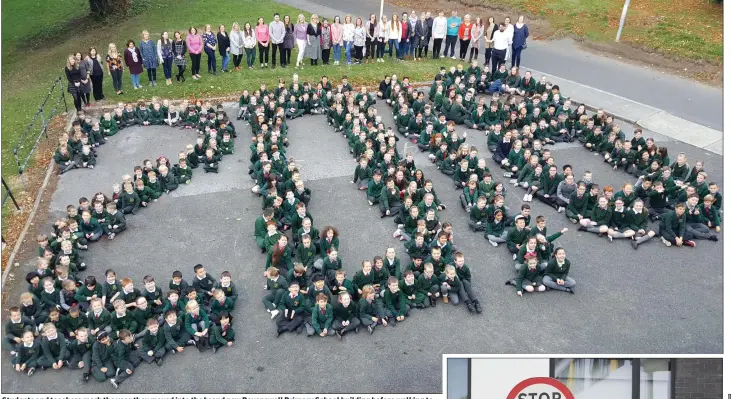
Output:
[190, 53, 201, 75]
[444, 35, 457, 56]
[322, 48, 331, 64]
[366, 38, 376, 59]
[490, 49, 506, 75]
[284, 48, 292, 64]
[91, 74, 104, 100]
[433, 38, 443, 58]
[110, 69, 123, 92]
[459, 39, 470, 59]
[233, 54, 243, 67]
[258, 43, 269, 64]
[272, 42, 284, 66]
[484, 48, 493, 66]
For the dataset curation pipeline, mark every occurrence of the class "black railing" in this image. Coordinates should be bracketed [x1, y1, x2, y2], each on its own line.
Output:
[12, 76, 68, 188]
[1, 177, 21, 212]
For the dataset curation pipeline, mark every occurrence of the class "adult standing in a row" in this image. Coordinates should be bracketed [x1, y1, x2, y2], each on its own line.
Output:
[321, 18, 332, 65]
[331, 16, 343, 65]
[86, 47, 105, 101]
[255, 17, 270, 68]
[294, 15, 308, 68]
[444, 10, 461, 58]
[488, 22, 510, 75]
[172, 31, 187, 81]
[186, 27, 203, 79]
[432, 11, 447, 59]
[140, 30, 158, 86]
[342, 15, 354, 65]
[376, 14, 388, 62]
[106, 43, 124, 95]
[365, 14, 378, 64]
[387, 14, 401, 60]
[124, 39, 143, 89]
[230, 23, 244, 71]
[353, 17, 366, 64]
[305, 14, 321, 66]
[202, 24, 218, 75]
[157, 31, 174, 85]
[503, 17, 513, 65]
[457, 14, 472, 61]
[283, 16, 295, 67]
[65, 54, 83, 112]
[75, 52, 91, 107]
[484, 17, 497, 68]
[243, 23, 257, 69]
[424, 12, 434, 58]
[217, 24, 230, 72]
[469, 17, 484, 63]
[511, 15, 529, 68]
[270, 13, 286, 68]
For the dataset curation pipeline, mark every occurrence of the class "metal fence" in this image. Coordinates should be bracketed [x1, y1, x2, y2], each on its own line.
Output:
[11, 76, 68, 188]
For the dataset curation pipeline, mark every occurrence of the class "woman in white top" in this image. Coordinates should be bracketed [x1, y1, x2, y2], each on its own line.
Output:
[503, 17, 514, 62]
[353, 17, 366, 64]
[376, 14, 388, 62]
[242, 22, 258, 69]
[387, 14, 401, 60]
[431, 11, 447, 59]
[229, 22, 244, 71]
[342, 15, 355, 65]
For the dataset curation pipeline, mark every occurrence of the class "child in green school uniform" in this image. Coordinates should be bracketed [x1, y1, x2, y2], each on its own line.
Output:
[311, 293, 334, 337]
[12, 330, 40, 376]
[209, 311, 235, 352]
[38, 324, 70, 370]
[275, 281, 307, 337]
[183, 300, 211, 352]
[382, 277, 409, 323]
[137, 319, 166, 366]
[507, 254, 546, 297]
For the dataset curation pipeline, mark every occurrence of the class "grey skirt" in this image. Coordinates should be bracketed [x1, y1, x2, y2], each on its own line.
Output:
[304, 35, 321, 60]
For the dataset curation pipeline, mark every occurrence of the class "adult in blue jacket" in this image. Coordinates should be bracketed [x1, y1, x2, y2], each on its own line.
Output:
[511, 16, 529, 68]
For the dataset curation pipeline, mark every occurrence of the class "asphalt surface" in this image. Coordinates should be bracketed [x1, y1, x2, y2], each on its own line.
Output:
[1, 96, 722, 393]
[275, 0, 723, 131]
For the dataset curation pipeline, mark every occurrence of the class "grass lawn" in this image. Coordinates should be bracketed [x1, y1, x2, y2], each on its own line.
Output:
[0, 0, 443, 176]
[481, 0, 723, 64]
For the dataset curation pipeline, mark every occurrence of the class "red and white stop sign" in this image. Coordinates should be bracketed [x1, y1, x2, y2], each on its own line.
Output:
[505, 377, 575, 399]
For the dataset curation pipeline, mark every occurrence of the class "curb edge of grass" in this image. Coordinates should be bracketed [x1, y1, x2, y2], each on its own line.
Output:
[1, 111, 77, 291]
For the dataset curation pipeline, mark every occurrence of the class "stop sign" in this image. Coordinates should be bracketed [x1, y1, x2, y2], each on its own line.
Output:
[505, 377, 575, 399]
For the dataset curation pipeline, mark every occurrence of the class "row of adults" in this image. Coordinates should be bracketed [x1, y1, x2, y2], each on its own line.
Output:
[63, 10, 529, 112]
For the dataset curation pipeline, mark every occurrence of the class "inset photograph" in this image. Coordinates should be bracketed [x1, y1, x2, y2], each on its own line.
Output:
[446, 357, 722, 399]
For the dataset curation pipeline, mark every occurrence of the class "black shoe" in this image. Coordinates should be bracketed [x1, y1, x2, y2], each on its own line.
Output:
[156, 357, 164, 366]
[212, 344, 218, 353]
[473, 300, 483, 314]
[466, 301, 476, 313]
[181, 76, 185, 82]
[275, 327, 283, 337]
[82, 372, 89, 382]
[336, 329, 343, 341]
[566, 288, 575, 294]
[505, 279, 514, 286]
[296, 324, 304, 334]
[196, 339, 205, 352]
[110, 378, 119, 389]
[429, 297, 437, 307]
[354, 327, 359, 334]
[367, 325, 374, 334]
[709, 235, 719, 241]
[631, 239, 638, 250]
[578, 226, 587, 232]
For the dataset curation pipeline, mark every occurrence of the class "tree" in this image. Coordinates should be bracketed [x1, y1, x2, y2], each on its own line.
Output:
[88, 0, 132, 19]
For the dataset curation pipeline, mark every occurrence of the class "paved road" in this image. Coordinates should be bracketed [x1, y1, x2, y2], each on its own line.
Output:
[276, 0, 723, 130]
[1, 99, 722, 393]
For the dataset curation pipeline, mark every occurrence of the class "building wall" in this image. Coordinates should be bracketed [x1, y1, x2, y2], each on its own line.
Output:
[674, 359, 722, 399]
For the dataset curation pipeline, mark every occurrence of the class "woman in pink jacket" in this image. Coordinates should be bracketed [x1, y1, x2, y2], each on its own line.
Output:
[255, 17, 270, 68]
[330, 16, 343, 65]
[186, 26, 203, 79]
